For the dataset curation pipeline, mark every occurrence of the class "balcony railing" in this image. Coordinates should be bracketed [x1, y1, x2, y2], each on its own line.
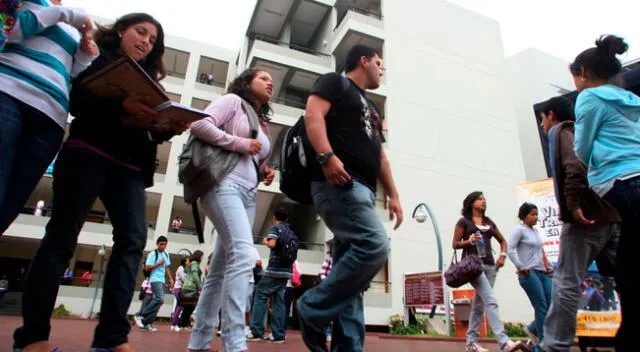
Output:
[252, 34, 331, 57]
[253, 235, 324, 252]
[337, 6, 383, 28]
[271, 95, 307, 109]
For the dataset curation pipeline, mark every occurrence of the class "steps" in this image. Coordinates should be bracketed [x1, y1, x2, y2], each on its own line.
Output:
[0, 291, 22, 316]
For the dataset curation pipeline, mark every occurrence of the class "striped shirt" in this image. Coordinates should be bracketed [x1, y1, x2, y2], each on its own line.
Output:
[0, 0, 95, 128]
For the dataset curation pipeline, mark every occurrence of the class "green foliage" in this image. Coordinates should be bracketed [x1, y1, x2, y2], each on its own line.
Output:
[52, 304, 77, 317]
[503, 321, 526, 338]
[389, 314, 426, 335]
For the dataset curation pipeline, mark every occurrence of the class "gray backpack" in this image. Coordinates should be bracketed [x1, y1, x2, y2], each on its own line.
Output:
[178, 96, 260, 203]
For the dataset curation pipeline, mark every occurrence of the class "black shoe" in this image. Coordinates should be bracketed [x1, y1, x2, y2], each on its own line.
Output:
[297, 302, 328, 352]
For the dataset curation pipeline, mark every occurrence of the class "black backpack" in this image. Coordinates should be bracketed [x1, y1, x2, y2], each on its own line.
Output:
[142, 250, 158, 278]
[279, 76, 351, 204]
[274, 224, 299, 266]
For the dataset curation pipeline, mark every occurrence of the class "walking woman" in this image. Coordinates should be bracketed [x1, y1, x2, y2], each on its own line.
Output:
[507, 203, 553, 350]
[13, 13, 185, 352]
[180, 250, 204, 329]
[452, 191, 527, 352]
[0, 0, 96, 236]
[570, 34, 640, 351]
[186, 68, 276, 352]
[172, 256, 191, 331]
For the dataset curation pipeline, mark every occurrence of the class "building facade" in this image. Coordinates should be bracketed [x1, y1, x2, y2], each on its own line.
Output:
[1, 0, 568, 326]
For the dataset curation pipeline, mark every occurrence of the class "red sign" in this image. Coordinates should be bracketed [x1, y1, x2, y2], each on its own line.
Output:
[404, 272, 444, 306]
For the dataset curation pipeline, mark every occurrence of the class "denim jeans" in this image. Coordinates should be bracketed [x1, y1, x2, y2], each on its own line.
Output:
[0, 91, 63, 235]
[137, 282, 165, 326]
[298, 181, 389, 352]
[543, 222, 618, 352]
[188, 180, 256, 352]
[250, 276, 288, 339]
[603, 176, 640, 352]
[467, 265, 509, 346]
[12, 148, 147, 349]
[518, 270, 552, 344]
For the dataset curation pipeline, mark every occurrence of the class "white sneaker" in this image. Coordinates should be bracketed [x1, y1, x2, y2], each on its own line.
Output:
[502, 340, 529, 352]
[326, 335, 332, 342]
[244, 326, 251, 335]
[133, 315, 144, 328]
[171, 325, 180, 332]
[141, 324, 158, 332]
[470, 343, 489, 352]
[524, 326, 539, 346]
[264, 333, 285, 343]
[246, 332, 262, 341]
[466, 343, 489, 352]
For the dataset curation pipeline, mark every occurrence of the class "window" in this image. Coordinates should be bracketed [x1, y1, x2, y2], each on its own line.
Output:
[196, 56, 229, 87]
[163, 47, 190, 79]
[191, 98, 211, 110]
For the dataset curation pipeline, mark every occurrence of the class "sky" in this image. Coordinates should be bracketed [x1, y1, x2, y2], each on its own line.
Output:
[63, 0, 640, 63]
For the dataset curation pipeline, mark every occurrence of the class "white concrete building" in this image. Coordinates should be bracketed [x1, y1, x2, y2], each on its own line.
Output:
[1, 0, 571, 326]
[507, 48, 574, 182]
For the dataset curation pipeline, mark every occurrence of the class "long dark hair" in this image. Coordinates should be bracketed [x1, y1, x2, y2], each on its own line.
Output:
[191, 250, 204, 263]
[569, 35, 628, 81]
[94, 13, 167, 82]
[227, 68, 272, 122]
[461, 191, 485, 220]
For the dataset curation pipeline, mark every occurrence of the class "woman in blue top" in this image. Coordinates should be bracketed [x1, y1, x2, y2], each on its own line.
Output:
[570, 34, 640, 351]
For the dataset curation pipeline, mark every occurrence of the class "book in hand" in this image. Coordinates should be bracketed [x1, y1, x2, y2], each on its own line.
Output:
[78, 55, 169, 107]
[78, 55, 209, 129]
[151, 101, 209, 130]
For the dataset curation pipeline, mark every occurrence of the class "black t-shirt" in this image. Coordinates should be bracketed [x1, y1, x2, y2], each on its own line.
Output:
[309, 73, 384, 191]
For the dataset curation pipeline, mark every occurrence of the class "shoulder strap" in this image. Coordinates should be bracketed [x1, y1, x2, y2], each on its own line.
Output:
[239, 99, 262, 190]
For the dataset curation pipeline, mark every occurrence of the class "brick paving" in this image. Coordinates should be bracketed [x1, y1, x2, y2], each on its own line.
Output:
[0, 316, 585, 352]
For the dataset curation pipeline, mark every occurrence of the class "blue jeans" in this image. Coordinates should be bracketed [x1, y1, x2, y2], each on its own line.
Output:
[603, 175, 640, 352]
[250, 276, 288, 339]
[0, 91, 63, 235]
[137, 282, 165, 326]
[13, 148, 148, 349]
[298, 181, 389, 352]
[467, 265, 509, 346]
[188, 180, 256, 352]
[518, 270, 552, 343]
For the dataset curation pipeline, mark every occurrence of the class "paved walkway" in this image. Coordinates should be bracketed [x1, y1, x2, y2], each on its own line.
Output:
[1, 316, 585, 352]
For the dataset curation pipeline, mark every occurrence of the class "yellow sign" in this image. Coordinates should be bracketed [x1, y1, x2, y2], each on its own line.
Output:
[576, 311, 621, 337]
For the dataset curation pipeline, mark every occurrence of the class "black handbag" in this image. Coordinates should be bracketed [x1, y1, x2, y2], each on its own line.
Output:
[178, 289, 199, 307]
[444, 250, 483, 288]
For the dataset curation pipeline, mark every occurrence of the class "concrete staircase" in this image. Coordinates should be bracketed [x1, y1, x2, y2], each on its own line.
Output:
[0, 291, 22, 316]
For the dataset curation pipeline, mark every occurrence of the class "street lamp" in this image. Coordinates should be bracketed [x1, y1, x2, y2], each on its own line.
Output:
[88, 244, 107, 319]
[412, 202, 451, 336]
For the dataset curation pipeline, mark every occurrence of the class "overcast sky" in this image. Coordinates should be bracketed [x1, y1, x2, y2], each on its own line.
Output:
[63, 0, 640, 63]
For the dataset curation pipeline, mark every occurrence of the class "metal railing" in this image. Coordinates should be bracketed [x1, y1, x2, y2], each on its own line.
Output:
[252, 235, 325, 252]
[252, 34, 331, 57]
[271, 95, 307, 109]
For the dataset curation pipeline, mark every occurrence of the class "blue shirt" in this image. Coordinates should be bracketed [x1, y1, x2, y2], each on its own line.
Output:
[146, 250, 171, 283]
[574, 84, 640, 195]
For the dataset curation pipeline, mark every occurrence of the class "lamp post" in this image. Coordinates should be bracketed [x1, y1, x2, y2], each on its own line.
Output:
[412, 202, 451, 336]
[88, 244, 106, 319]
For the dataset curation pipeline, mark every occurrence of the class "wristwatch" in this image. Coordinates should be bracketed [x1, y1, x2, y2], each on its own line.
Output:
[316, 152, 335, 165]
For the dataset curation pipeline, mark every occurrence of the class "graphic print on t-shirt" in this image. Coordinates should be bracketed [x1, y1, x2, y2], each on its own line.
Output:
[357, 94, 382, 144]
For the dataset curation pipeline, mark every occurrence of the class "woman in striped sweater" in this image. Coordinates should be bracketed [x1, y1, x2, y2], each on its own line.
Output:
[0, 0, 96, 237]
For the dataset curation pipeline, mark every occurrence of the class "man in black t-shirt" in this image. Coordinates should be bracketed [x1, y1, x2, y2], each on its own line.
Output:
[296, 44, 403, 352]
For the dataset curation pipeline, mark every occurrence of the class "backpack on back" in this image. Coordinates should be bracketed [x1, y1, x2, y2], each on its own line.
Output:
[142, 250, 158, 278]
[275, 224, 299, 266]
[279, 76, 351, 204]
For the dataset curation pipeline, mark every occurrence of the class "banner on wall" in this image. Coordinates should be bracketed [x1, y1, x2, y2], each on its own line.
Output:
[516, 178, 620, 338]
[516, 178, 561, 265]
